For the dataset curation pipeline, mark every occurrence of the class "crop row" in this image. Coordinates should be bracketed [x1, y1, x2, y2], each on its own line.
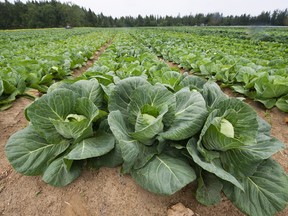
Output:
[0, 28, 115, 110]
[161, 26, 288, 43]
[83, 33, 177, 81]
[82, 32, 202, 93]
[134, 28, 288, 112]
[5, 30, 288, 216]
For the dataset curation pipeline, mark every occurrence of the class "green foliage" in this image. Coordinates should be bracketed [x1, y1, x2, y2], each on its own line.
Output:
[196, 171, 223, 206]
[136, 28, 288, 112]
[5, 79, 116, 186]
[0, 28, 113, 110]
[224, 159, 288, 216]
[4, 30, 288, 216]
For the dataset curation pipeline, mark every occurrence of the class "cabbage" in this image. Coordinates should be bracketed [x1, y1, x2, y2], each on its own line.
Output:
[220, 118, 234, 138]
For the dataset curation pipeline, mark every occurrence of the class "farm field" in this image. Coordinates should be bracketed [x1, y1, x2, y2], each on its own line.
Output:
[0, 28, 114, 110]
[136, 27, 288, 112]
[0, 27, 288, 216]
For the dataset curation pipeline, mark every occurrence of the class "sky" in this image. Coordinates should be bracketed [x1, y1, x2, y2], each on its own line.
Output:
[5, 0, 288, 17]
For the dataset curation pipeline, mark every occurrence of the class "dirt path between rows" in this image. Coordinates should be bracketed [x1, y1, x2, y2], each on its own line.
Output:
[0, 46, 287, 216]
[72, 38, 114, 77]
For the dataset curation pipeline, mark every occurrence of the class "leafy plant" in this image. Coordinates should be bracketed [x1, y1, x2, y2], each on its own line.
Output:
[4, 30, 288, 216]
[5, 79, 116, 186]
[107, 77, 207, 194]
[0, 28, 113, 110]
[136, 28, 288, 112]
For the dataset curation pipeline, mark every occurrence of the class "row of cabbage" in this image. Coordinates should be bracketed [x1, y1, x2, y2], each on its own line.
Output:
[5, 32, 288, 216]
[135, 28, 288, 112]
[0, 28, 115, 110]
[82, 33, 183, 86]
[164, 26, 288, 43]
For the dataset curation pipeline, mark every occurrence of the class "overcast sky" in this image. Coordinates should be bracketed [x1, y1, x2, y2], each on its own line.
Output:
[6, 0, 288, 17]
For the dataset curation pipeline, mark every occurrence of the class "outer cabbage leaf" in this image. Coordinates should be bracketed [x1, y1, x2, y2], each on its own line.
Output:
[196, 171, 223, 206]
[108, 110, 140, 173]
[186, 138, 244, 190]
[220, 136, 284, 177]
[153, 71, 182, 90]
[223, 159, 288, 216]
[65, 132, 115, 160]
[2, 79, 17, 94]
[220, 118, 284, 177]
[201, 81, 228, 109]
[276, 95, 288, 112]
[88, 142, 123, 169]
[131, 154, 196, 195]
[254, 98, 277, 109]
[176, 75, 206, 91]
[5, 125, 70, 175]
[0, 103, 13, 111]
[0, 91, 18, 110]
[160, 88, 208, 140]
[231, 85, 250, 96]
[132, 144, 158, 170]
[42, 157, 82, 187]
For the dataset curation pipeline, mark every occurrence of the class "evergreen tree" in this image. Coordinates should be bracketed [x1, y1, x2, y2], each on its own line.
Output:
[0, 1, 287, 29]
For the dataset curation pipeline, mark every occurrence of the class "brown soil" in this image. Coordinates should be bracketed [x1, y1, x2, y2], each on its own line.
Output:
[166, 61, 186, 74]
[0, 55, 287, 216]
[159, 58, 186, 74]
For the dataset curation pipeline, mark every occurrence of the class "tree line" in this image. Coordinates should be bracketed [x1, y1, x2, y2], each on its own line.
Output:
[0, 0, 287, 29]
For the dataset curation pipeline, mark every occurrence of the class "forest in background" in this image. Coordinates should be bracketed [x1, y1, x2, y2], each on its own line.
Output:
[0, 0, 287, 29]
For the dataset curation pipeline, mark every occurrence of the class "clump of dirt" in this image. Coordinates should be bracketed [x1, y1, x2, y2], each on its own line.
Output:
[167, 203, 195, 216]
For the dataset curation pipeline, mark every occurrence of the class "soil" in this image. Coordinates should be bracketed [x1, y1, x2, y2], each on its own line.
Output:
[0, 49, 287, 216]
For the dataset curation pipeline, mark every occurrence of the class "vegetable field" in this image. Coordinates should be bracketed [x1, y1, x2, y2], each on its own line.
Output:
[0, 27, 287, 216]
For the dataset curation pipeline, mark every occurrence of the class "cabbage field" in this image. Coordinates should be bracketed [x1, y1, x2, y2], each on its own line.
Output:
[1, 27, 288, 216]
